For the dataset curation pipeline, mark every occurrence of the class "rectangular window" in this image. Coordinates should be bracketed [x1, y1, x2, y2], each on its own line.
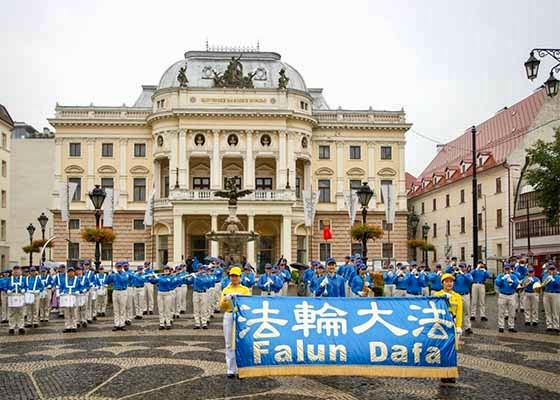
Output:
[497, 243, 503, 257]
[68, 242, 79, 260]
[421, 202, 425, 215]
[296, 177, 301, 199]
[101, 177, 114, 190]
[460, 217, 466, 233]
[296, 236, 307, 264]
[133, 219, 145, 230]
[460, 247, 465, 261]
[68, 219, 80, 230]
[193, 177, 210, 190]
[319, 243, 331, 262]
[478, 213, 483, 230]
[318, 179, 331, 203]
[380, 146, 392, 160]
[496, 209, 503, 228]
[477, 183, 482, 198]
[318, 145, 330, 160]
[224, 176, 241, 189]
[349, 180, 362, 191]
[1, 160, 6, 177]
[380, 180, 392, 203]
[349, 145, 361, 160]
[432, 198, 437, 211]
[433, 223, 437, 238]
[0, 220, 5, 241]
[319, 219, 331, 231]
[134, 143, 146, 157]
[69, 177, 81, 201]
[163, 175, 170, 198]
[445, 194, 450, 207]
[1, 133, 6, 149]
[133, 178, 146, 201]
[496, 177, 502, 193]
[446, 220, 450, 236]
[101, 143, 113, 157]
[133, 243, 145, 261]
[101, 243, 113, 261]
[382, 220, 393, 231]
[69, 142, 81, 157]
[460, 189, 465, 203]
[1, 190, 5, 208]
[382, 243, 393, 258]
[255, 177, 273, 191]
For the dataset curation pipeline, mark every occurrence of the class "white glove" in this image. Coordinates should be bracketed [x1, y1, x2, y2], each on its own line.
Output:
[320, 278, 328, 288]
[456, 328, 463, 336]
[357, 291, 365, 297]
[223, 294, 232, 301]
[266, 278, 273, 285]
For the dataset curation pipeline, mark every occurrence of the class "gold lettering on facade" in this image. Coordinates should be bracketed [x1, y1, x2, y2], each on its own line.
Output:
[200, 97, 268, 104]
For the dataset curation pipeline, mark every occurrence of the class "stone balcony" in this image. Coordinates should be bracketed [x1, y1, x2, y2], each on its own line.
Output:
[167, 189, 296, 202]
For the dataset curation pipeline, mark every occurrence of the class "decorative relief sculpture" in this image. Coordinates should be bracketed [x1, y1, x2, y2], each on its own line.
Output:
[278, 68, 289, 89]
[212, 55, 256, 88]
[177, 63, 188, 87]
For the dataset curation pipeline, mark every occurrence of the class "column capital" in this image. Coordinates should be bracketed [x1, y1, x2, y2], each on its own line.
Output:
[213, 129, 220, 135]
[245, 129, 254, 135]
[336, 141, 344, 149]
[119, 138, 129, 145]
[55, 138, 63, 145]
[367, 142, 375, 149]
[86, 138, 96, 144]
[179, 129, 187, 136]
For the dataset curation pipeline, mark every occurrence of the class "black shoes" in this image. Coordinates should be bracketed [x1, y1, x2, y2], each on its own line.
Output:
[8, 329, 14, 334]
[33, 324, 39, 328]
[165, 325, 171, 330]
[92, 316, 97, 321]
[202, 325, 208, 330]
[159, 326, 165, 330]
[81, 322, 88, 328]
[125, 320, 131, 325]
[149, 311, 154, 315]
[193, 326, 201, 330]
[63, 329, 71, 333]
[525, 322, 530, 326]
[464, 328, 473, 335]
[532, 322, 538, 327]
[470, 316, 475, 321]
[508, 328, 517, 333]
[499, 328, 504, 333]
[481, 316, 488, 321]
[18, 328, 25, 335]
[143, 311, 148, 315]
[112, 326, 119, 331]
[440, 378, 456, 384]
[227, 374, 236, 379]
[135, 316, 142, 320]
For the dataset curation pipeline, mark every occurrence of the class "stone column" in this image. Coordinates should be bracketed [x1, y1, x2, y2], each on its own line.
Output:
[119, 138, 128, 207]
[247, 214, 256, 266]
[244, 130, 254, 189]
[178, 129, 187, 189]
[173, 214, 183, 264]
[281, 215, 292, 262]
[168, 130, 178, 192]
[211, 130, 222, 190]
[210, 214, 219, 256]
[336, 141, 345, 209]
[54, 138, 63, 209]
[287, 132, 296, 190]
[153, 160, 161, 199]
[398, 142, 407, 211]
[367, 142, 376, 206]
[303, 161, 312, 191]
[277, 130, 287, 190]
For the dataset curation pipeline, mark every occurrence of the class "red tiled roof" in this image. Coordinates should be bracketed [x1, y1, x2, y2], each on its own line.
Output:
[417, 88, 547, 181]
[405, 172, 417, 189]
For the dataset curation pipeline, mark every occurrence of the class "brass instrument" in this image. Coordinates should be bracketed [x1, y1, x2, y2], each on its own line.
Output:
[362, 276, 370, 296]
[517, 276, 532, 292]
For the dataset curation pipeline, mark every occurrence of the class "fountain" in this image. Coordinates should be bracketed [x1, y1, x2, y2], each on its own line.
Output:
[206, 176, 259, 263]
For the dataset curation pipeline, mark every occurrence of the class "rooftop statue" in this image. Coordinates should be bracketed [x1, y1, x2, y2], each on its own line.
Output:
[214, 176, 253, 206]
[278, 68, 289, 89]
[177, 63, 188, 87]
[212, 54, 256, 88]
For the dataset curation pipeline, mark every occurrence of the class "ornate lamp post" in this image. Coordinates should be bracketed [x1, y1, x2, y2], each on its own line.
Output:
[26, 223, 36, 268]
[409, 211, 420, 261]
[524, 49, 560, 97]
[356, 182, 374, 260]
[421, 222, 430, 267]
[37, 212, 48, 265]
[88, 185, 107, 271]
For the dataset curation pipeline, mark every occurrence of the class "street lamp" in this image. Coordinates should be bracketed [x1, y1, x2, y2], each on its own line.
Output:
[524, 48, 560, 97]
[421, 222, 430, 267]
[409, 211, 420, 261]
[26, 223, 36, 268]
[37, 212, 48, 265]
[356, 182, 374, 260]
[88, 185, 107, 271]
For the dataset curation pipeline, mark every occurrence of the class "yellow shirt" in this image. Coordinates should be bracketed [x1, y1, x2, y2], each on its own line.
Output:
[220, 284, 252, 312]
[433, 289, 463, 329]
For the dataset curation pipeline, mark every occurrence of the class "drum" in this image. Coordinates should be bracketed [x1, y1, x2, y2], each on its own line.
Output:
[97, 287, 107, 297]
[59, 294, 76, 308]
[24, 292, 35, 305]
[8, 294, 25, 308]
[77, 294, 86, 307]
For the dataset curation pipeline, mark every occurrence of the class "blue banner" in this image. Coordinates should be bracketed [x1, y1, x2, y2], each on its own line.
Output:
[233, 296, 458, 379]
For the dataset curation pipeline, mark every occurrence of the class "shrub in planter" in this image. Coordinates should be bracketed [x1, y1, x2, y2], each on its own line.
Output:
[81, 228, 116, 243]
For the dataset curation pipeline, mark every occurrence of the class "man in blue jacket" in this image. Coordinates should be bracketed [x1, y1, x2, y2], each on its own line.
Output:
[314, 258, 345, 297]
[105, 262, 130, 331]
[495, 264, 519, 333]
[470, 262, 491, 321]
[453, 262, 474, 335]
[383, 264, 397, 297]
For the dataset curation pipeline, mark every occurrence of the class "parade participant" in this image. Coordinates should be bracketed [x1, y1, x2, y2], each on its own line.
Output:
[344, 256, 358, 297]
[6, 266, 27, 334]
[189, 264, 212, 329]
[279, 263, 292, 296]
[25, 267, 44, 328]
[314, 258, 345, 297]
[58, 266, 80, 333]
[470, 262, 491, 321]
[404, 264, 426, 297]
[383, 264, 397, 297]
[241, 264, 255, 289]
[257, 264, 282, 295]
[1, 269, 11, 323]
[445, 256, 458, 273]
[53, 264, 66, 318]
[428, 263, 443, 294]
[309, 262, 325, 295]
[270, 266, 285, 296]
[148, 265, 176, 330]
[82, 260, 96, 323]
[419, 265, 430, 296]
[143, 261, 155, 315]
[515, 258, 529, 312]
[433, 272, 463, 384]
[221, 269, 231, 290]
[105, 261, 131, 331]
[302, 261, 316, 296]
[211, 261, 224, 313]
[394, 264, 408, 297]
[94, 266, 109, 317]
[131, 265, 147, 320]
[179, 263, 190, 315]
[350, 264, 373, 297]
[337, 256, 352, 278]
[521, 267, 540, 326]
[452, 262, 473, 335]
[220, 266, 252, 378]
[495, 264, 519, 333]
[121, 261, 134, 325]
[542, 264, 560, 332]
[75, 267, 91, 328]
[38, 266, 53, 323]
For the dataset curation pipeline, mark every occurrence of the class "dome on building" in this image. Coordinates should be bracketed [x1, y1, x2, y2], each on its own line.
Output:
[157, 51, 307, 92]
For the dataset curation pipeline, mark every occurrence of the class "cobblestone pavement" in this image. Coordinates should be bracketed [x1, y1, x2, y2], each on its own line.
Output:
[0, 293, 558, 400]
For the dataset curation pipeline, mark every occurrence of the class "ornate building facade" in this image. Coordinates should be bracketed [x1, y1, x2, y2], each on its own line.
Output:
[0, 104, 14, 270]
[50, 49, 411, 269]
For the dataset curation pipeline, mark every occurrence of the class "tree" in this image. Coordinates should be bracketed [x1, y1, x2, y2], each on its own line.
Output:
[525, 128, 560, 224]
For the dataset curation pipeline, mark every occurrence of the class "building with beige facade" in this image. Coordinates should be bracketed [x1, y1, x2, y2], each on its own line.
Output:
[0, 105, 13, 270]
[408, 88, 559, 274]
[49, 49, 411, 269]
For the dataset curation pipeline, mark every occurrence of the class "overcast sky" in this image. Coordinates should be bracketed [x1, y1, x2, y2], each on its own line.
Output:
[1, 0, 559, 175]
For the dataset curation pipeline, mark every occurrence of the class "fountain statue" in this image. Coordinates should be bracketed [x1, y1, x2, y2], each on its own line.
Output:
[207, 177, 258, 263]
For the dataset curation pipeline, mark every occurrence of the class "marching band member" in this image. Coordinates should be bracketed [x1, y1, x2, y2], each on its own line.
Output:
[470, 262, 491, 321]
[405, 265, 426, 297]
[143, 261, 155, 315]
[279, 262, 292, 296]
[542, 264, 560, 332]
[105, 262, 131, 331]
[1, 269, 11, 323]
[6, 265, 27, 334]
[337, 255, 352, 287]
[310, 262, 325, 295]
[148, 265, 176, 330]
[241, 264, 255, 289]
[302, 261, 317, 296]
[428, 263, 443, 294]
[94, 266, 109, 317]
[25, 267, 44, 328]
[495, 264, 519, 333]
[221, 269, 231, 290]
[314, 258, 345, 297]
[53, 264, 66, 318]
[59, 266, 79, 333]
[75, 266, 91, 328]
[39, 266, 53, 323]
[83, 261, 96, 323]
[257, 264, 282, 295]
[220, 266, 251, 379]
[515, 258, 529, 313]
[211, 261, 224, 313]
[521, 267, 540, 326]
[131, 265, 147, 320]
[350, 264, 373, 297]
[452, 262, 473, 335]
[383, 264, 397, 297]
[394, 264, 408, 297]
[189, 264, 212, 329]
[121, 261, 134, 326]
[418, 265, 430, 296]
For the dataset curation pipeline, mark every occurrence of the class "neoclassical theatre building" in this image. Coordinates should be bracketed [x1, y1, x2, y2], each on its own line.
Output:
[50, 49, 411, 269]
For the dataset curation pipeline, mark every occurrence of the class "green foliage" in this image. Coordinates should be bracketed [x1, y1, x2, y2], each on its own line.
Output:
[81, 228, 116, 243]
[525, 128, 560, 223]
[407, 239, 434, 251]
[22, 239, 54, 254]
[350, 224, 384, 242]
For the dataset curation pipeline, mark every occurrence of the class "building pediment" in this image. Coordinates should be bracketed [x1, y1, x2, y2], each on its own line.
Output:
[64, 165, 84, 174]
[346, 167, 366, 176]
[377, 167, 396, 176]
[315, 167, 334, 176]
[129, 165, 150, 175]
[98, 165, 117, 174]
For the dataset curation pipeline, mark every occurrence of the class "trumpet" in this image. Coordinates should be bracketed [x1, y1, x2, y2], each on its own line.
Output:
[542, 275, 554, 287]
[517, 276, 532, 291]
[362, 277, 370, 296]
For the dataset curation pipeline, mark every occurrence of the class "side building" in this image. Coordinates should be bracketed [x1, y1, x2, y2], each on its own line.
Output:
[49, 49, 411, 269]
[0, 105, 14, 270]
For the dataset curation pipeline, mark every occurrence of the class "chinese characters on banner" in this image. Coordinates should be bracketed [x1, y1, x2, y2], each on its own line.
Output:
[234, 296, 458, 379]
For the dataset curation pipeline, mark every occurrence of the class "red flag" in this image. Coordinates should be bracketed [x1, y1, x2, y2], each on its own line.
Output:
[323, 225, 332, 240]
